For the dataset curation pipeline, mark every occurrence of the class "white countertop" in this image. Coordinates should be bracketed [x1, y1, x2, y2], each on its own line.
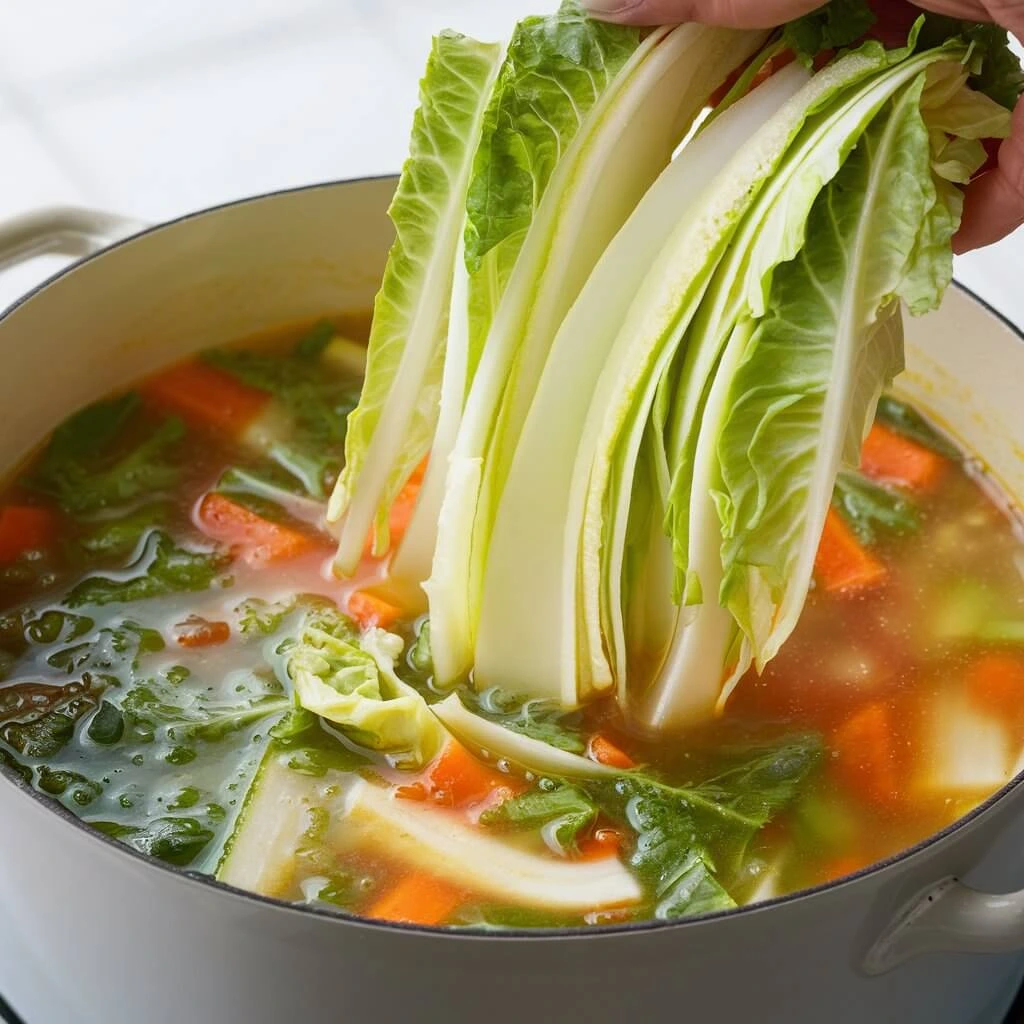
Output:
[0, 0, 1019, 326]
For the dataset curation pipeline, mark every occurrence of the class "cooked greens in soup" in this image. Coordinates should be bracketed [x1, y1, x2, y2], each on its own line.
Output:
[1, 318, 1023, 928]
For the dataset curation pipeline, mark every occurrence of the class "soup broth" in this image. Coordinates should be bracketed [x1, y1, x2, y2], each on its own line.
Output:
[2, 317, 1023, 928]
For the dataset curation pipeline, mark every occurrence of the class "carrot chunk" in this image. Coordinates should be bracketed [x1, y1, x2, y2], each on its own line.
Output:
[422, 740, 524, 809]
[815, 508, 887, 594]
[143, 361, 269, 436]
[588, 734, 635, 770]
[346, 590, 402, 631]
[0, 505, 56, 564]
[860, 423, 947, 492]
[578, 827, 625, 862]
[366, 872, 463, 927]
[197, 493, 316, 566]
[831, 702, 901, 808]
[174, 615, 231, 648]
[965, 653, 1024, 721]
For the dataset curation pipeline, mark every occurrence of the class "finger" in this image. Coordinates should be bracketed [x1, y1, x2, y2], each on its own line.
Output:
[579, 0, 822, 28]
[954, 99, 1024, 252]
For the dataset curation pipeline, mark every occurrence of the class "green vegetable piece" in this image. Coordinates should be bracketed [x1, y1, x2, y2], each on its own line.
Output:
[37, 767, 101, 805]
[461, 687, 587, 755]
[874, 394, 961, 459]
[87, 700, 125, 744]
[408, 618, 433, 675]
[0, 748, 32, 784]
[25, 610, 94, 646]
[32, 391, 185, 517]
[165, 745, 196, 765]
[294, 320, 336, 360]
[65, 531, 228, 608]
[783, 0, 876, 67]
[91, 817, 214, 867]
[168, 786, 201, 810]
[76, 503, 172, 559]
[832, 470, 919, 545]
[481, 783, 597, 853]
[1, 712, 76, 759]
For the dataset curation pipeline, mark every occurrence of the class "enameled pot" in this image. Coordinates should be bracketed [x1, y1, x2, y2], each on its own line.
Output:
[3, 180, 1024, 1024]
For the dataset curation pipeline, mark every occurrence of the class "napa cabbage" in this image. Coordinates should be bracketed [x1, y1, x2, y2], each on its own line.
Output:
[331, 1, 1022, 734]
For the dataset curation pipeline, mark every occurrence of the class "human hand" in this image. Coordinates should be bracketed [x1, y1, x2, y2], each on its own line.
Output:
[580, 0, 1024, 252]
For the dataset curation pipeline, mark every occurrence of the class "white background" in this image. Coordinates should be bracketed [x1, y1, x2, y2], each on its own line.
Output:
[0, 0, 1020, 322]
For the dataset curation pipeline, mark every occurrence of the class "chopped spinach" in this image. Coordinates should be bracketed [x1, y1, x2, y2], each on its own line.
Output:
[87, 700, 125, 744]
[36, 766, 102, 805]
[783, 0, 875, 67]
[91, 816, 214, 867]
[65, 531, 229, 608]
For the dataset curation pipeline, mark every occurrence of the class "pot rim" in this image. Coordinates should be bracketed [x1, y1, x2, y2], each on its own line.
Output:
[1, 176, 1022, 943]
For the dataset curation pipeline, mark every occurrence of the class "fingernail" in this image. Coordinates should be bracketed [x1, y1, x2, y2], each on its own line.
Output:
[580, 0, 644, 14]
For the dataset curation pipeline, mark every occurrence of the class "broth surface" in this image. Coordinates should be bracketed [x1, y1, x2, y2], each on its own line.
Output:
[2, 317, 1023, 927]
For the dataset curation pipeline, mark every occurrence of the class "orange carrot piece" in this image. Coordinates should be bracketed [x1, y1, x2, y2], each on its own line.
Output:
[814, 508, 887, 594]
[346, 590, 402, 631]
[143, 361, 269, 435]
[965, 653, 1024, 720]
[0, 505, 56, 564]
[425, 740, 525, 809]
[366, 873, 463, 927]
[174, 615, 231, 648]
[588, 734, 635, 770]
[362, 459, 428, 560]
[197, 493, 316, 566]
[832, 702, 901, 808]
[860, 424, 947, 492]
[578, 827, 625, 862]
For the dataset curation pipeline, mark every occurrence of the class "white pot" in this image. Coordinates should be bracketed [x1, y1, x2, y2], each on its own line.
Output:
[2, 181, 1024, 1024]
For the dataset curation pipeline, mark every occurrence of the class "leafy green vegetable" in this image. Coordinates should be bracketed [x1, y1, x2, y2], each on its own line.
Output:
[87, 700, 125, 744]
[783, 0, 876, 67]
[329, 30, 504, 570]
[207, 325, 361, 499]
[36, 767, 101, 805]
[874, 394, 961, 459]
[594, 734, 820, 917]
[481, 783, 597, 853]
[31, 393, 185, 516]
[832, 470, 919, 544]
[407, 617, 432, 674]
[919, 16, 1024, 110]
[91, 816, 214, 867]
[24, 609, 94, 646]
[461, 687, 586, 754]
[73, 502, 173, 559]
[65, 531, 229, 608]
[286, 603, 445, 768]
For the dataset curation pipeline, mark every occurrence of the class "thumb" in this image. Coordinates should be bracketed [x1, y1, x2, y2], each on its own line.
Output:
[579, 0, 823, 27]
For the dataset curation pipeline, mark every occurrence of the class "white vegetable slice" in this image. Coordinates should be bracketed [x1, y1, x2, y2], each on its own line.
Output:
[341, 777, 641, 911]
[431, 693, 617, 779]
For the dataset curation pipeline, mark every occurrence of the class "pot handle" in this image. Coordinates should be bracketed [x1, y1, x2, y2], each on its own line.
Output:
[864, 875, 1024, 975]
[0, 206, 148, 275]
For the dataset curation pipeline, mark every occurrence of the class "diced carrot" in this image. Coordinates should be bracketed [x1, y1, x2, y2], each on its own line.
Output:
[831, 702, 901, 808]
[965, 653, 1024, 721]
[347, 590, 402, 631]
[815, 508, 887, 594]
[174, 615, 230, 648]
[362, 460, 427, 560]
[424, 740, 525, 809]
[366, 872, 463, 927]
[143, 361, 269, 436]
[578, 827, 625, 862]
[860, 424, 947, 492]
[0, 505, 56, 564]
[196, 493, 316, 566]
[588, 734, 635, 770]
